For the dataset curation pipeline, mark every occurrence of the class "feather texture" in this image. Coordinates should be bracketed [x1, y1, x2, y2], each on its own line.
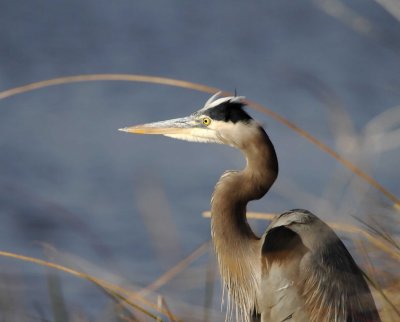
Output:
[260, 210, 381, 322]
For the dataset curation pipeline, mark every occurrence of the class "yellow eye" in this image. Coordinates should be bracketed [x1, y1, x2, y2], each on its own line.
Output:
[202, 117, 211, 126]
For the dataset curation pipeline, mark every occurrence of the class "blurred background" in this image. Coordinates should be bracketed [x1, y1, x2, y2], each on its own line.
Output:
[0, 0, 399, 321]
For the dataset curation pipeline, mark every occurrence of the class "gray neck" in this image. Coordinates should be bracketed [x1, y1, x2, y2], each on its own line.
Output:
[210, 126, 278, 320]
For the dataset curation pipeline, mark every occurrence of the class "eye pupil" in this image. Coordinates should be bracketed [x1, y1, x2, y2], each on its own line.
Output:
[203, 118, 211, 125]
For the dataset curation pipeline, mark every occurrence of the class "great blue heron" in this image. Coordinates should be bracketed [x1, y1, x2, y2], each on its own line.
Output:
[120, 94, 381, 322]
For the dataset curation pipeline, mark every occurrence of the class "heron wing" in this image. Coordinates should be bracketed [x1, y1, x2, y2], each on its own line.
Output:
[302, 236, 381, 322]
[259, 216, 381, 322]
[260, 226, 310, 322]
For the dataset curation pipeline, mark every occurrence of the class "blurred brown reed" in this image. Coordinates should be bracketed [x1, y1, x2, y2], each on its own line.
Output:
[0, 250, 181, 322]
[142, 242, 210, 295]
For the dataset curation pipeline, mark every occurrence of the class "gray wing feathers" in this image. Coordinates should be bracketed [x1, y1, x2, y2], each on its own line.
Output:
[302, 237, 380, 322]
[260, 210, 381, 322]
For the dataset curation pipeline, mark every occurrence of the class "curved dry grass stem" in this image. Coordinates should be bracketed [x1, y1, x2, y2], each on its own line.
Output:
[202, 211, 400, 261]
[0, 74, 398, 208]
[0, 250, 180, 321]
[0, 74, 219, 100]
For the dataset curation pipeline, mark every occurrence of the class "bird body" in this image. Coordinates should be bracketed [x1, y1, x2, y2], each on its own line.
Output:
[120, 93, 381, 322]
[260, 210, 380, 322]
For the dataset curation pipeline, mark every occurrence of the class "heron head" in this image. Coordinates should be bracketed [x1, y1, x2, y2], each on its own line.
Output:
[119, 92, 261, 149]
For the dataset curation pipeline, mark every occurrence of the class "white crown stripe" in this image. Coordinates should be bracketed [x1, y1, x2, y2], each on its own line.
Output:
[204, 91, 222, 107]
[198, 93, 246, 112]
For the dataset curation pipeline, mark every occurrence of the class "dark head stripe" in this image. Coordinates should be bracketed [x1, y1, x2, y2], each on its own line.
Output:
[203, 102, 252, 123]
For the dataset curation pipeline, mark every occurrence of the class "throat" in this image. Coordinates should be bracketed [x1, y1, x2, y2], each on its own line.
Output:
[211, 182, 261, 321]
[211, 171, 261, 240]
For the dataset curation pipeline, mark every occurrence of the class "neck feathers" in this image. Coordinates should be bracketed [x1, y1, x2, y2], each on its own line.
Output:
[210, 126, 278, 321]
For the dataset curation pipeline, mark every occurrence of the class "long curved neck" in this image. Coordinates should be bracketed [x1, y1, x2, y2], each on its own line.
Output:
[210, 126, 278, 319]
[211, 126, 278, 242]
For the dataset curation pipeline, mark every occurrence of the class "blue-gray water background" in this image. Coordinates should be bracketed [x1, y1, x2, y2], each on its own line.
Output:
[0, 1, 399, 321]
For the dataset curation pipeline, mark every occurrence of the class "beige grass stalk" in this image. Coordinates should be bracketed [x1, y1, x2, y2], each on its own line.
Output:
[0, 74, 398, 208]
